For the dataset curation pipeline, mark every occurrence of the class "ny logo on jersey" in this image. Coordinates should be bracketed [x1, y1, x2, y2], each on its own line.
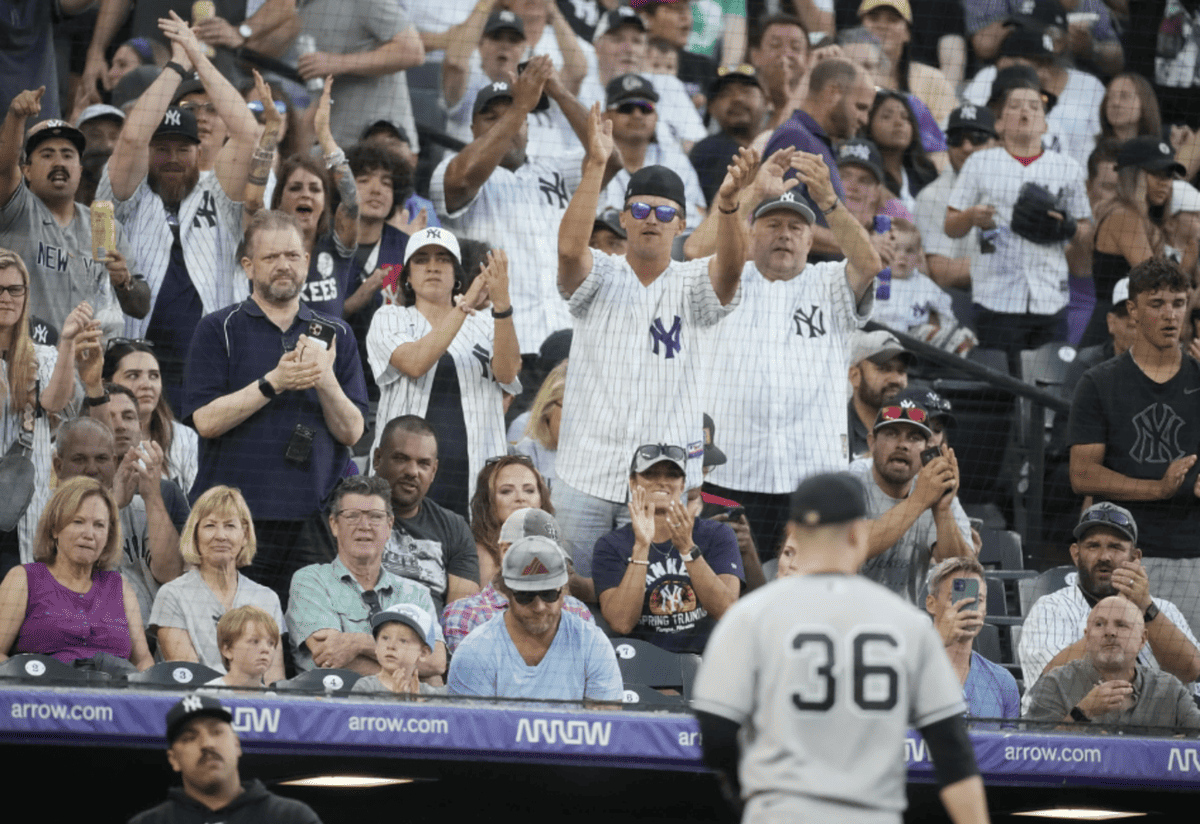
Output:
[650, 315, 682, 358]
[163, 110, 182, 127]
[658, 583, 685, 613]
[472, 343, 493, 381]
[792, 305, 826, 338]
[193, 190, 217, 229]
[1129, 403, 1186, 463]
[30, 323, 48, 344]
[539, 172, 570, 208]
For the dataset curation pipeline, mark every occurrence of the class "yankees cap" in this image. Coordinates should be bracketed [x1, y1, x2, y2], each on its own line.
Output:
[403, 227, 462, 265]
[1116, 136, 1186, 178]
[166, 694, 232, 744]
[606, 73, 660, 107]
[502, 535, 570, 591]
[483, 9, 526, 39]
[593, 206, 627, 239]
[370, 604, 436, 649]
[624, 165, 685, 210]
[593, 7, 646, 43]
[789, 472, 867, 526]
[630, 443, 688, 475]
[23, 119, 87, 157]
[872, 399, 934, 439]
[835, 138, 886, 185]
[850, 329, 914, 368]
[752, 191, 816, 224]
[473, 80, 515, 117]
[946, 103, 996, 137]
[75, 103, 126, 129]
[1073, 501, 1137, 545]
[892, 386, 955, 427]
[500, 508, 562, 546]
[171, 75, 206, 106]
[999, 26, 1056, 60]
[153, 106, 201, 144]
[1005, 0, 1067, 30]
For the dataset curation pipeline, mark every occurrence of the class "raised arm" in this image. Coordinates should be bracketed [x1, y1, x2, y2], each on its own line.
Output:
[544, 66, 623, 187]
[45, 303, 97, 413]
[442, 0, 494, 109]
[557, 103, 610, 297]
[193, 0, 301, 59]
[443, 55, 551, 213]
[241, 70, 283, 219]
[547, 1, 587, 95]
[159, 12, 261, 202]
[297, 25, 424, 81]
[478, 249, 521, 383]
[0, 88, 43, 207]
[709, 147, 758, 305]
[598, 488, 656, 635]
[313, 80, 358, 249]
[794, 151, 880, 301]
[81, 0, 133, 106]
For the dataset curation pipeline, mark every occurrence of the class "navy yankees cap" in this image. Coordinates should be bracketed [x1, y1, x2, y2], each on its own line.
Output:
[790, 473, 867, 526]
[1005, 0, 1067, 31]
[606, 73, 660, 107]
[362, 119, 410, 145]
[473, 80, 515, 117]
[999, 25, 1056, 60]
[483, 9, 525, 39]
[835, 138, 885, 184]
[170, 75, 206, 106]
[1116, 136, 1187, 178]
[593, 7, 646, 43]
[153, 106, 200, 144]
[23, 119, 87, 158]
[625, 165, 685, 210]
[873, 399, 934, 439]
[166, 694, 232, 744]
[753, 191, 815, 224]
[892, 386, 955, 427]
[947, 103, 996, 138]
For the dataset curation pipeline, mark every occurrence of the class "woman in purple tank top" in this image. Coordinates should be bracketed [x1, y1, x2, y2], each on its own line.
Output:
[0, 477, 152, 669]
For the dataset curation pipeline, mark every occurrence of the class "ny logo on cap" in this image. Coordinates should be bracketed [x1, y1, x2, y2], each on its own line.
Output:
[959, 105, 976, 120]
[499, 10, 515, 21]
[1019, 0, 1035, 13]
[491, 82, 508, 93]
[779, 192, 797, 203]
[899, 398, 916, 409]
[181, 695, 203, 713]
[622, 75, 643, 91]
[842, 143, 870, 162]
[42, 120, 67, 130]
[1160, 142, 1171, 155]
[427, 228, 443, 239]
[163, 110, 182, 127]
[522, 557, 551, 576]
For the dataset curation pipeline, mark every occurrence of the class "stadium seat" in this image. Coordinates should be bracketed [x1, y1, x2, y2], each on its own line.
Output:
[620, 683, 685, 709]
[1025, 566, 1077, 614]
[975, 623, 1003, 664]
[610, 638, 700, 695]
[126, 661, 223, 688]
[0, 654, 110, 685]
[978, 528, 1024, 571]
[273, 668, 362, 696]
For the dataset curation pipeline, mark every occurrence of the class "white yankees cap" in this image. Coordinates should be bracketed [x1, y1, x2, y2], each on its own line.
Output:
[499, 508, 562, 546]
[403, 227, 462, 265]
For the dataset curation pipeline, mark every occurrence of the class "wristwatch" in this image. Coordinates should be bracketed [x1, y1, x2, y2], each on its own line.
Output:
[257, 377, 277, 399]
[1144, 602, 1160, 624]
[680, 545, 701, 563]
[238, 23, 253, 43]
[1069, 706, 1090, 723]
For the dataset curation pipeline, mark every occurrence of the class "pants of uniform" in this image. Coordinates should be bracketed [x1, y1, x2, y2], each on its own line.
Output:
[743, 793, 899, 824]
[551, 479, 631, 580]
[1142, 557, 1200, 639]
[972, 306, 1061, 374]
[703, 483, 791, 562]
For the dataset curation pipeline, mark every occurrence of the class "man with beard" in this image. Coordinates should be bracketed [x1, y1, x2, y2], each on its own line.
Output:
[847, 329, 912, 457]
[849, 398, 974, 604]
[689, 65, 769, 206]
[0, 89, 148, 340]
[764, 59, 875, 259]
[100, 13, 259, 412]
[1019, 502, 1200, 712]
[130, 694, 323, 824]
[183, 210, 367, 602]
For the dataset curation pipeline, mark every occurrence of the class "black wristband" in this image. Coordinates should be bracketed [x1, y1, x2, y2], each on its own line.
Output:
[1069, 706, 1090, 723]
[164, 61, 188, 79]
[258, 377, 277, 399]
[1144, 602, 1160, 623]
[718, 203, 739, 214]
[491, 306, 513, 319]
[82, 392, 110, 408]
[821, 200, 839, 216]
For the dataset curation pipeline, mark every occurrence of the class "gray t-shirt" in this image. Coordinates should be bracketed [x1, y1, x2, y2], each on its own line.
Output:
[383, 498, 479, 615]
[849, 458, 972, 604]
[148, 569, 285, 673]
[0, 181, 139, 339]
[351, 675, 445, 696]
[1025, 658, 1200, 732]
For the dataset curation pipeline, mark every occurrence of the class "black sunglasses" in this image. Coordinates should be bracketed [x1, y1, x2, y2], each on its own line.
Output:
[105, 336, 155, 354]
[511, 588, 563, 606]
[1079, 507, 1133, 532]
[361, 589, 382, 617]
[946, 129, 993, 148]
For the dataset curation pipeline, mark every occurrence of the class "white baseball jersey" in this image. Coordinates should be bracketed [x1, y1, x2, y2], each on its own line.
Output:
[871, 269, 956, 332]
[692, 574, 966, 814]
[11, 344, 59, 563]
[701, 260, 871, 494]
[962, 66, 1104, 171]
[913, 170, 974, 262]
[366, 304, 520, 502]
[97, 166, 245, 337]
[947, 146, 1090, 315]
[556, 251, 739, 502]
[598, 142, 708, 231]
[431, 152, 580, 354]
[166, 421, 198, 497]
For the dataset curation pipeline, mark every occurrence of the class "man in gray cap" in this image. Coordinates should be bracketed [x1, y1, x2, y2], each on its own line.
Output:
[556, 105, 756, 602]
[130, 694, 322, 823]
[441, 507, 594, 653]
[848, 329, 914, 457]
[74, 103, 126, 207]
[441, 9, 528, 145]
[447, 533, 622, 702]
[1018, 502, 1200, 711]
[692, 471, 989, 824]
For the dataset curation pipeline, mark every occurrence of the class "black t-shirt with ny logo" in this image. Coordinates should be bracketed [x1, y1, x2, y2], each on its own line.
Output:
[1068, 351, 1200, 558]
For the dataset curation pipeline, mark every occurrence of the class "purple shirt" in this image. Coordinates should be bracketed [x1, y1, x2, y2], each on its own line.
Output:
[764, 109, 847, 229]
[16, 563, 131, 664]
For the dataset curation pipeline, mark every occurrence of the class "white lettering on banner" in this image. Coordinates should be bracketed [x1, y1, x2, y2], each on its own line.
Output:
[678, 730, 701, 747]
[1003, 745, 1102, 763]
[9, 702, 113, 723]
[515, 718, 612, 746]
[232, 707, 280, 734]
[905, 737, 929, 763]
[1168, 748, 1200, 772]
[347, 716, 450, 735]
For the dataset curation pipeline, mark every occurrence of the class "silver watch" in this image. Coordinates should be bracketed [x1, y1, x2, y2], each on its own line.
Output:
[238, 23, 253, 41]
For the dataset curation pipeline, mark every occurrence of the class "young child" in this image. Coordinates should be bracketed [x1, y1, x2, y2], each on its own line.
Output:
[351, 606, 444, 697]
[205, 606, 279, 692]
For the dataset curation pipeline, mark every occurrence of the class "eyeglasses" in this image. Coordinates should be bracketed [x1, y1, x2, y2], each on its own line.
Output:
[361, 589, 382, 617]
[0, 284, 27, 298]
[628, 202, 678, 222]
[613, 101, 655, 115]
[105, 336, 154, 353]
[946, 129, 993, 148]
[1079, 507, 1133, 533]
[247, 99, 288, 116]
[879, 405, 928, 424]
[337, 509, 390, 525]
[511, 588, 563, 605]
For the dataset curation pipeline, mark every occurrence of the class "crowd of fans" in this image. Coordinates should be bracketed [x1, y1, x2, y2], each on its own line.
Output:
[1, 0, 1199, 732]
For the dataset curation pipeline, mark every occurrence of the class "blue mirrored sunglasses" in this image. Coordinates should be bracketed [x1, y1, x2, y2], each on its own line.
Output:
[628, 202, 678, 222]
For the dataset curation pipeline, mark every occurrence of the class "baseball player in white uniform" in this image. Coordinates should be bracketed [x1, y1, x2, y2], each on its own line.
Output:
[692, 472, 990, 824]
[555, 104, 755, 601]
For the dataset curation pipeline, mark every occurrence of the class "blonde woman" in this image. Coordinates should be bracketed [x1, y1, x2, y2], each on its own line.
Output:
[513, 360, 566, 488]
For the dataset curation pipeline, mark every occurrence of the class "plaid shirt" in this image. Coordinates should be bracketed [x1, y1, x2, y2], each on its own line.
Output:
[441, 583, 594, 653]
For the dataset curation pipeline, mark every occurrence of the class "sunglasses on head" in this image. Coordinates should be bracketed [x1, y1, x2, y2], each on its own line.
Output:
[485, 454, 535, 467]
[879, 405, 928, 424]
[511, 588, 563, 606]
[946, 129, 992, 148]
[628, 202, 678, 222]
[1079, 507, 1133, 532]
[105, 336, 154, 354]
[613, 101, 655, 116]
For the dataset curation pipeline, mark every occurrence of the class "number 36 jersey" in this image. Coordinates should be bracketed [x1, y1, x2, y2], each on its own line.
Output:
[692, 573, 965, 813]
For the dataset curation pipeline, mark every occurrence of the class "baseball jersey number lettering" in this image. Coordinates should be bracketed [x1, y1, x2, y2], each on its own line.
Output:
[789, 630, 900, 712]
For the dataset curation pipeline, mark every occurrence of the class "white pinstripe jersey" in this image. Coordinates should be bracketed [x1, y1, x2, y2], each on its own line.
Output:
[98, 166, 246, 337]
[556, 251, 739, 502]
[430, 153, 580, 353]
[700, 260, 871, 494]
[692, 574, 965, 812]
[1017, 580, 1200, 712]
[366, 304, 521, 502]
[946, 146, 1091, 316]
[12, 345, 59, 564]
